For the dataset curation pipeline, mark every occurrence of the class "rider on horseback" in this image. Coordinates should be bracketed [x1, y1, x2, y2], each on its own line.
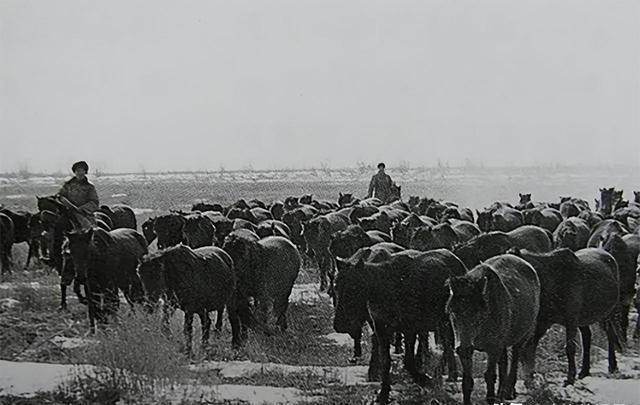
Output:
[56, 161, 99, 229]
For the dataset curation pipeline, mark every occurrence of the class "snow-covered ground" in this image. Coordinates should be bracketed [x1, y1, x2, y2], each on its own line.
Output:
[0, 360, 319, 404]
[189, 360, 371, 387]
[289, 283, 329, 306]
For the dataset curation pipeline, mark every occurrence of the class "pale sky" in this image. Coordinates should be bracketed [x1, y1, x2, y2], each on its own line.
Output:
[1, 0, 639, 173]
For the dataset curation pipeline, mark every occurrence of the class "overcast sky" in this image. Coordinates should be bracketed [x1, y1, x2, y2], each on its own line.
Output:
[1, 0, 638, 173]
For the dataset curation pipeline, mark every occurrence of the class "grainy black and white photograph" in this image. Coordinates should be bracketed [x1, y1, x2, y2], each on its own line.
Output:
[1, 1, 639, 404]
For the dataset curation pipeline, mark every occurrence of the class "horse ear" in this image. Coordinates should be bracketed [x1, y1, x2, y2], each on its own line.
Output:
[339, 192, 343, 198]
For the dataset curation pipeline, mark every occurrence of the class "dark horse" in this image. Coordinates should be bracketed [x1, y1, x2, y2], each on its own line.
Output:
[334, 249, 466, 404]
[138, 245, 240, 354]
[223, 232, 301, 333]
[446, 254, 540, 405]
[66, 227, 147, 331]
[511, 248, 620, 387]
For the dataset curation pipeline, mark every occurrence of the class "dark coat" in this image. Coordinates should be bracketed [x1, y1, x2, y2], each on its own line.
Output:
[59, 177, 99, 215]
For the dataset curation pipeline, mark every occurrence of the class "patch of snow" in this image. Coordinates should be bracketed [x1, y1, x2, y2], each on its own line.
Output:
[50, 336, 96, 349]
[290, 283, 330, 305]
[177, 384, 318, 404]
[552, 376, 640, 405]
[0, 360, 317, 404]
[0, 298, 20, 309]
[0, 360, 93, 398]
[131, 208, 155, 215]
[189, 360, 369, 386]
[2, 194, 27, 199]
[323, 332, 353, 347]
[110, 193, 127, 198]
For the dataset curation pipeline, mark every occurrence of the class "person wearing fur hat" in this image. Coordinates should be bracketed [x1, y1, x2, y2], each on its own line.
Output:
[367, 162, 395, 203]
[56, 161, 99, 228]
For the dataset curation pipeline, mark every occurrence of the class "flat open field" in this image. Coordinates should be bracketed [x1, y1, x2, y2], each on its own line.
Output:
[0, 166, 639, 404]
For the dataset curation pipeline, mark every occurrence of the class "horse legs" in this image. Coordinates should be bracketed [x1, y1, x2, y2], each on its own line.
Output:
[368, 322, 381, 382]
[1, 249, 12, 275]
[161, 304, 174, 335]
[350, 326, 362, 363]
[415, 333, 427, 372]
[604, 319, 619, 374]
[617, 300, 631, 344]
[200, 310, 211, 349]
[318, 251, 328, 292]
[183, 311, 194, 357]
[633, 288, 640, 339]
[504, 344, 524, 400]
[403, 332, 431, 387]
[274, 294, 290, 330]
[73, 277, 87, 305]
[227, 301, 243, 349]
[393, 332, 403, 354]
[59, 283, 68, 310]
[565, 323, 579, 385]
[456, 345, 474, 405]
[85, 284, 97, 334]
[373, 321, 392, 404]
[25, 242, 35, 269]
[442, 320, 458, 382]
[578, 326, 592, 378]
[215, 307, 224, 331]
[484, 349, 500, 404]
[497, 348, 508, 400]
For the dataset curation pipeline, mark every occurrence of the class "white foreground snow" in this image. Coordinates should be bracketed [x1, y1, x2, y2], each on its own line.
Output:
[189, 360, 370, 386]
[0, 360, 93, 397]
[0, 360, 318, 404]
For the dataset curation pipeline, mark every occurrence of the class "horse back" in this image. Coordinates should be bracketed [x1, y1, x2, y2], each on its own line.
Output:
[484, 254, 540, 346]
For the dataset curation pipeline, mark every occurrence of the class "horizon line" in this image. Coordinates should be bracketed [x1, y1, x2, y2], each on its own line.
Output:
[2, 162, 639, 178]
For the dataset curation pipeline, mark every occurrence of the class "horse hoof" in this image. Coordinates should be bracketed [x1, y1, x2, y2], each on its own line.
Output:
[578, 371, 590, 379]
[375, 392, 389, 404]
[503, 389, 516, 400]
[609, 367, 619, 375]
[563, 379, 575, 387]
[485, 396, 499, 405]
[414, 373, 433, 387]
[446, 375, 458, 382]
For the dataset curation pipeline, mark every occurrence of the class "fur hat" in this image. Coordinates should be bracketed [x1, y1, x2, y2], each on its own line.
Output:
[71, 161, 89, 173]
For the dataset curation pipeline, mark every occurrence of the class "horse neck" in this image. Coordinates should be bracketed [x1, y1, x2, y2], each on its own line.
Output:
[162, 247, 198, 286]
[362, 261, 394, 306]
[235, 241, 265, 284]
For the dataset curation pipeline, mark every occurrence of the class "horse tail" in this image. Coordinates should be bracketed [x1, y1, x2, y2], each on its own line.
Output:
[603, 311, 625, 352]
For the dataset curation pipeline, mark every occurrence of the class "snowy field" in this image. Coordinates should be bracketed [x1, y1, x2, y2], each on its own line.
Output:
[1, 167, 639, 404]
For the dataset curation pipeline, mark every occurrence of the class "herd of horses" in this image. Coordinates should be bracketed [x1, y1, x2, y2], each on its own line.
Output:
[1, 186, 640, 404]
